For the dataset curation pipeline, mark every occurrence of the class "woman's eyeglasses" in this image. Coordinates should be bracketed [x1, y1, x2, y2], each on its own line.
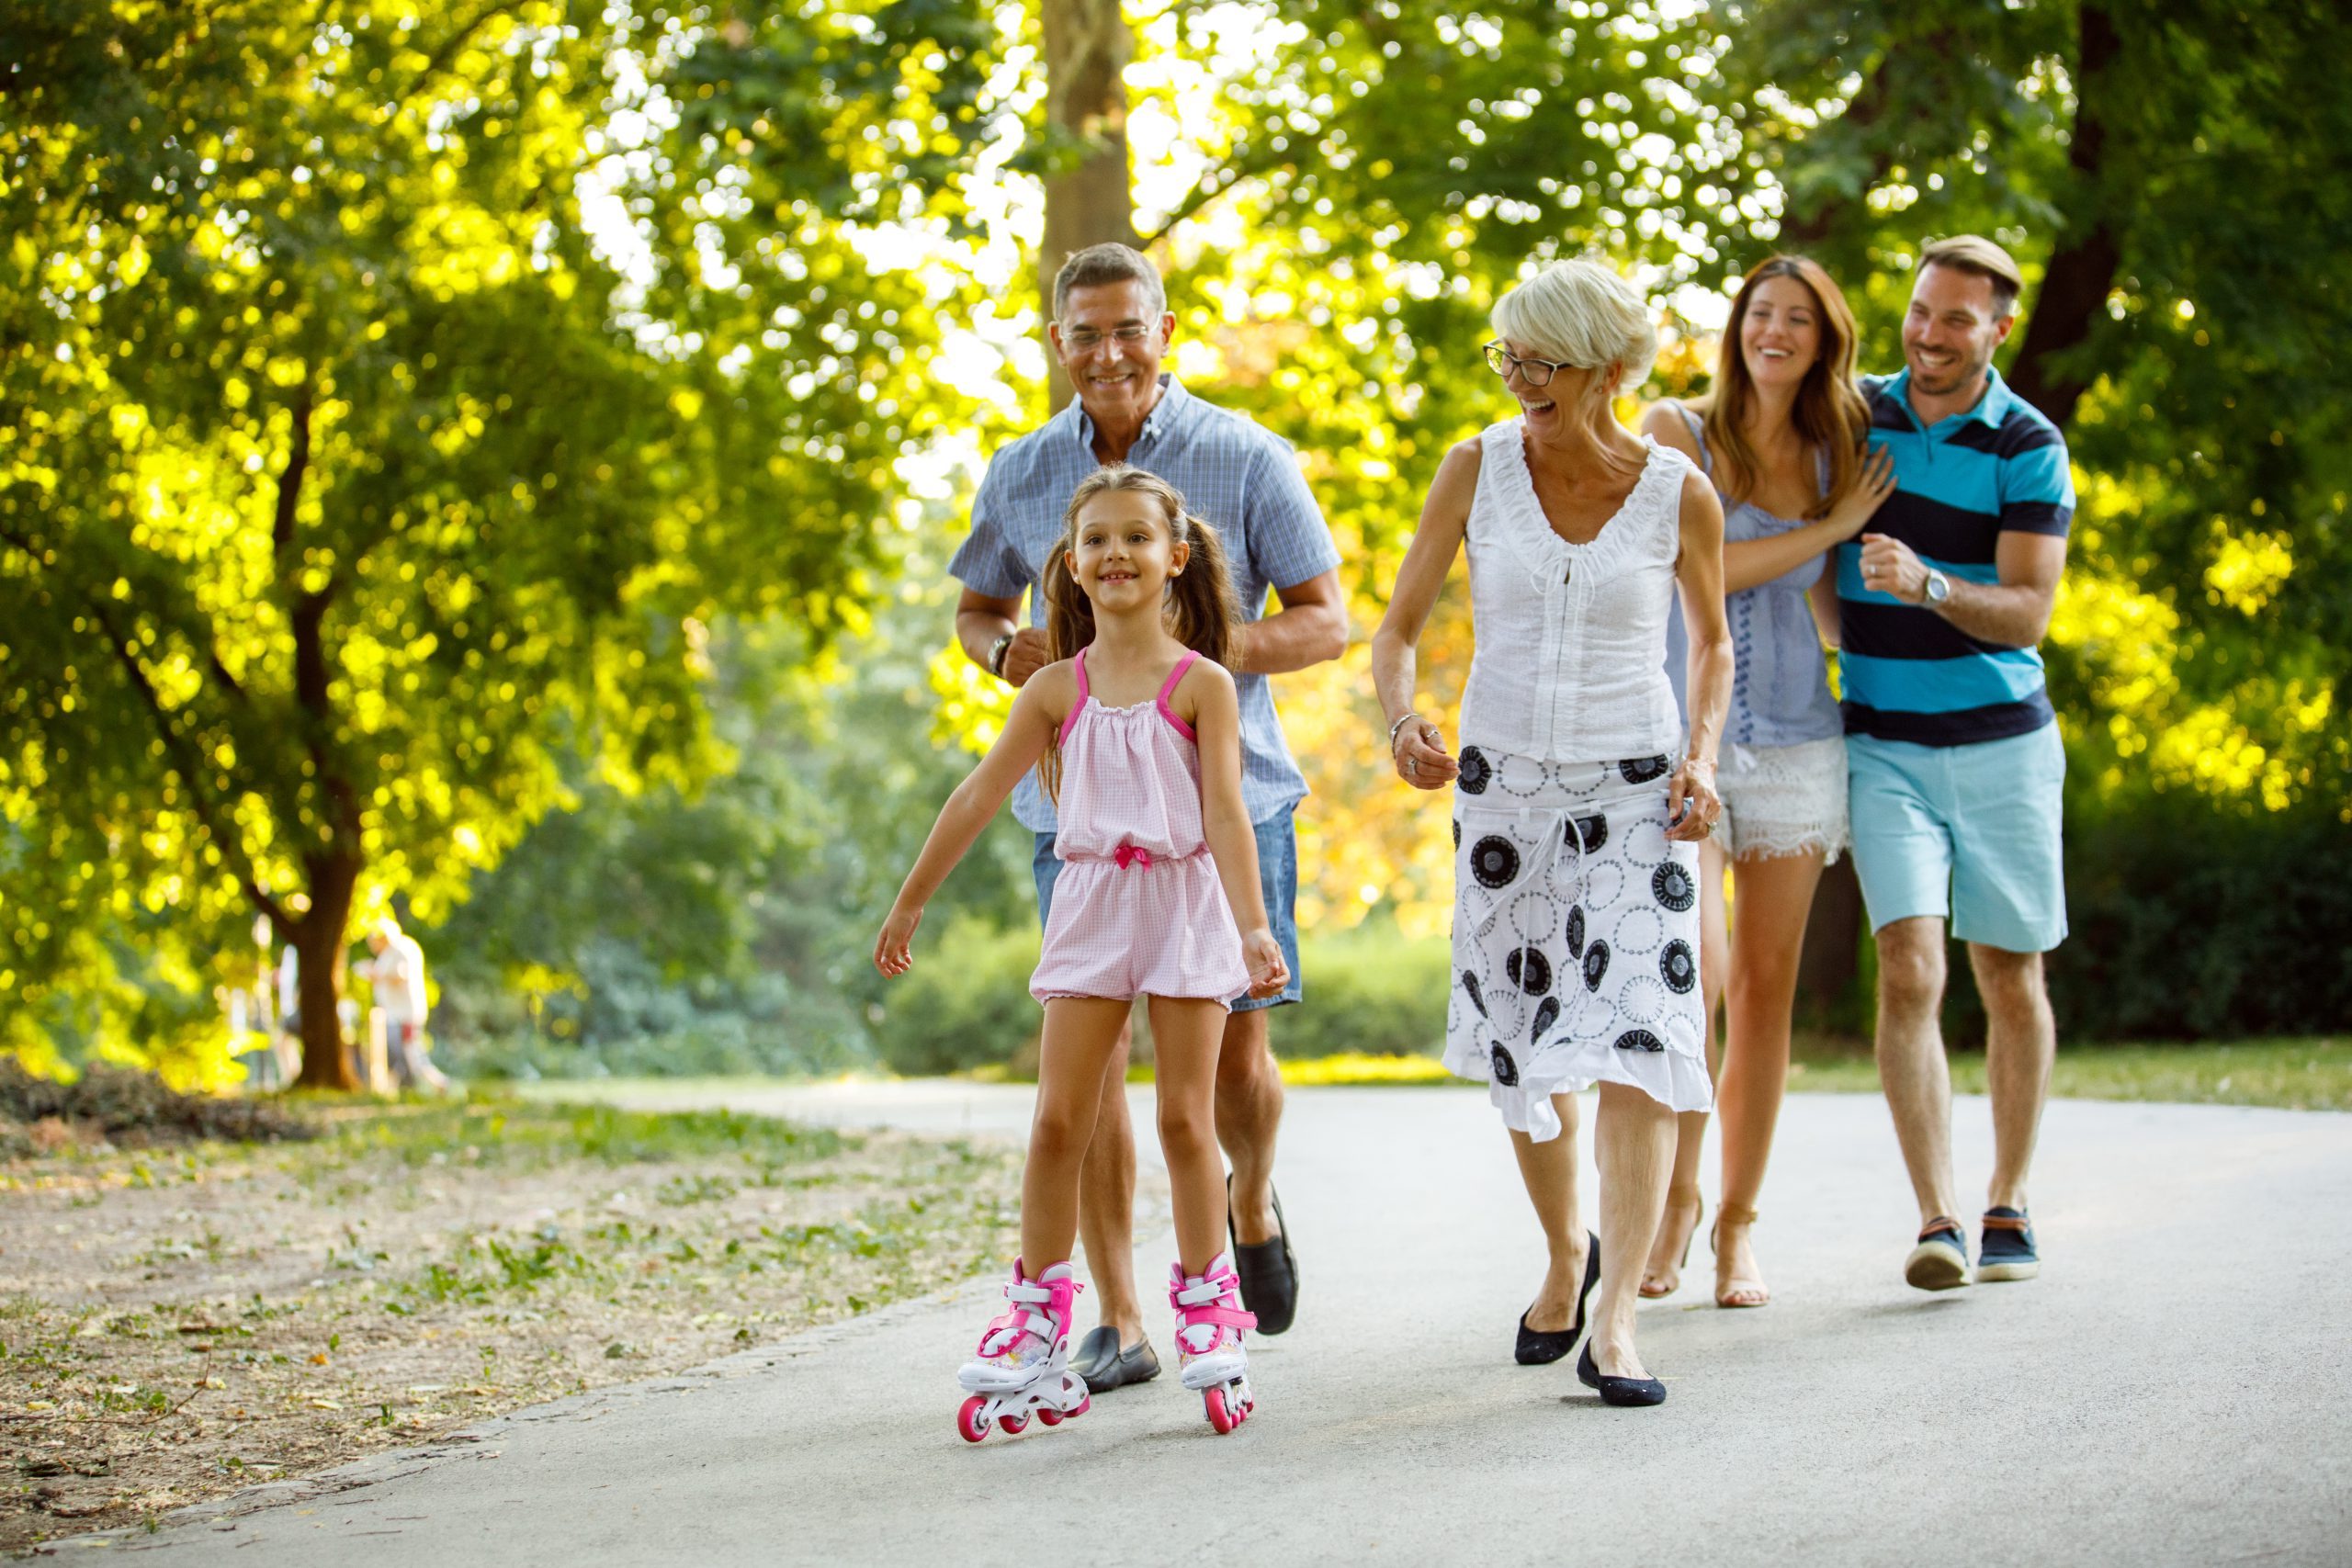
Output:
[1483, 342, 1574, 388]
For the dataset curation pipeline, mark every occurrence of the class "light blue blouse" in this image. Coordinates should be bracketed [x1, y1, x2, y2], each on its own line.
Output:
[1663, 404, 1845, 749]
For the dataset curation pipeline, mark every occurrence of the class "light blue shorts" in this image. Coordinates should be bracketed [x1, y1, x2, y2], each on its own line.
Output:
[1847, 724, 2068, 954]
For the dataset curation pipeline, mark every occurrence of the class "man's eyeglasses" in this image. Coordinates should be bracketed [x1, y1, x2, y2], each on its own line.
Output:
[1483, 342, 1574, 388]
[1060, 323, 1156, 352]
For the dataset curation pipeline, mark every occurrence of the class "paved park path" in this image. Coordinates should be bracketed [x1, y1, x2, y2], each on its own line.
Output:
[69, 1083, 2351, 1565]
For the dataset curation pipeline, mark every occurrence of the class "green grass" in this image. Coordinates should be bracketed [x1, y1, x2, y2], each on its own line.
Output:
[1255, 1036, 2349, 1111]
[490, 1042, 2352, 1111]
[1783, 1035, 2350, 1111]
[307, 1093, 852, 1172]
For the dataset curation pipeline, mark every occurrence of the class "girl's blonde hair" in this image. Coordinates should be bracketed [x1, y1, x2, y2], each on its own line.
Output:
[1038, 465, 1239, 798]
[1693, 254, 1871, 521]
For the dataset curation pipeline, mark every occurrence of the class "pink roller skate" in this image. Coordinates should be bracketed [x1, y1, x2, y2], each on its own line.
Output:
[1170, 1252, 1258, 1434]
[955, 1259, 1091, 1443]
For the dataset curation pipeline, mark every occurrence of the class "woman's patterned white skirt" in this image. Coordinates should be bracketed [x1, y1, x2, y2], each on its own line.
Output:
[1445, 746, 1715, 1141]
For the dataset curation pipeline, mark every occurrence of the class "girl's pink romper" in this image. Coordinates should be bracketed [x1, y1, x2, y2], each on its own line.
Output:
[1028, 648, 1252, 1006]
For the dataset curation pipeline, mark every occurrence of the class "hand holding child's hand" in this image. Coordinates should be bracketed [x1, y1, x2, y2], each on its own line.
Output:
[1241, 929, 1290, 999]
[873, 904, 924, 978]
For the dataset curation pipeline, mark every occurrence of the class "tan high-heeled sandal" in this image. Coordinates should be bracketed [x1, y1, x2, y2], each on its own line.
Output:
[1639, 1188, 1705, 1299]
[1712, 1202, 1770, 1308]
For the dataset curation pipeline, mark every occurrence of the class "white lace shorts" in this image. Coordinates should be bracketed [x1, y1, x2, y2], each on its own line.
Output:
[1719, 734, 1849, 863]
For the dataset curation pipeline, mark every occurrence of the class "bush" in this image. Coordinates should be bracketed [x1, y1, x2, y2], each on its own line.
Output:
[2048, 795, 2352, 1041]
[867, 915, 1046, 1077]
[861, 916, 1452, 1077]
[1262, 922, 1449, 1060]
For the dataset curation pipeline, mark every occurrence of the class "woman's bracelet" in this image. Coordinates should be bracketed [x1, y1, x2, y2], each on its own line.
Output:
[1386, 712, 1420, 752]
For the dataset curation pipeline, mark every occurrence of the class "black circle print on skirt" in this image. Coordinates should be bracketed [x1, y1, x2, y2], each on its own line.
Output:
[1568, 814, 1608, 854]
[1581, 940, 1611, 992]
[1460, 969, 1487, 1017]
[1490, 1043, 1520, 1086]
[1529, 996, 1560, 1042]
[1613, 1028, 1667, 1053]
[1471, 835, 1520, 889]
[1660, 940, 1697, 995]
[1506, 945, 1553, 996]
[1452, 818, 1461, 850]
[1652, 860, 1697, 912]
[1565, 905, 1587, 958]
[1457, 746, 1492, 795]
[1620, 754, 1671, 784]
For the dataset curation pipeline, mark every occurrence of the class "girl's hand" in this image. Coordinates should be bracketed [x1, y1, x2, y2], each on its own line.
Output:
[874, 903, 924, 978]
[1825, 445, 1898, 539]
[1664, 757, 1723, 844]
[1240, 929, 1290, 998]
[1393, 716, 1460, 791]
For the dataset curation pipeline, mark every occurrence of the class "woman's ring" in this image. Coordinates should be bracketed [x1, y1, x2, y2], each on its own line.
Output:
[1407, 755, 1419, 775]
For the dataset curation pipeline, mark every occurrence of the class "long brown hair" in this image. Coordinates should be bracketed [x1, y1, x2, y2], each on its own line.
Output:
[1037, 465, 1239, 798]
[1694, 255, 1870, 520]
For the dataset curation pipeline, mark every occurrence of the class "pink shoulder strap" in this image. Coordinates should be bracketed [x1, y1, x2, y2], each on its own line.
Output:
[1156, 649, 1201, 742]
[1057, 647, 1091, 748]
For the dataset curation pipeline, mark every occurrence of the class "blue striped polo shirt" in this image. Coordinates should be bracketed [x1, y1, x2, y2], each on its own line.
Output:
[1836, 366, 2075, 747]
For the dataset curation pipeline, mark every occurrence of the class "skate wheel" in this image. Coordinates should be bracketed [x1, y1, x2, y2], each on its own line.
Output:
[998, 1412, 1028, 1435]
[1035, 1406, 1062, 1427]
[1067, 1393, 1091, 1419]
[956, 1395, 991, 1444]
[1204, 1383, 1238, 1435]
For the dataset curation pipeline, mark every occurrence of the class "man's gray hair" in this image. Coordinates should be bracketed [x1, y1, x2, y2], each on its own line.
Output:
[1052, 243, 1166, 322]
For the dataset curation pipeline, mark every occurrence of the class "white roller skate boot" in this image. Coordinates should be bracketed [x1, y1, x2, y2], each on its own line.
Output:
[955, 1259, 1090, 1443]
[1170, 1252, 1258, 1434]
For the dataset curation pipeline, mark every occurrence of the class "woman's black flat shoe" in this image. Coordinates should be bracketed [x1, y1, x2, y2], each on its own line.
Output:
[1577, 1341, 1667, 1406]
[1515, 1231, 1600, 1365]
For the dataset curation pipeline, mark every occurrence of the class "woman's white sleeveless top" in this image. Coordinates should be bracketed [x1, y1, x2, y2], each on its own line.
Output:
[1457, 419, 1692, 762]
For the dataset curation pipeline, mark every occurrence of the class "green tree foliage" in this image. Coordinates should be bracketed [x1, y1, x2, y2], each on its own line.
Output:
[0, 0, 996, 1082]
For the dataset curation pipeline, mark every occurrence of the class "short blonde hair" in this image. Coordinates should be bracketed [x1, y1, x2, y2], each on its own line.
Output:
[1490, 258, 1659, 398]
[1919, 234, 2025, 317]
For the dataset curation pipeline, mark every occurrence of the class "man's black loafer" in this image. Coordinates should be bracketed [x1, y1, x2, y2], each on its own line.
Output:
[1070, 1325, 1159, 1393]
[1230, 1180, 1299, 1336]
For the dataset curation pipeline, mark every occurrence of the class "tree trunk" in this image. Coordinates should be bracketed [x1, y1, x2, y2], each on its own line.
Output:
[291, 855, 362, 1091]
[2004, 2, 2122, 431]
[1039, 0, 1138, 413]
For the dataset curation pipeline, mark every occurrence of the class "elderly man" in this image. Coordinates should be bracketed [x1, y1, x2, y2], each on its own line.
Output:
[950, 242, 1346, 1391]
[1839, 235, 2075, 1292]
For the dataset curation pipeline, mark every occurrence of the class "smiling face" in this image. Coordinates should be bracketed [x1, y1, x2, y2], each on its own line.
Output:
[1740, 273, 1824, 391]
[1499, 339, 1613, 436]
[1903, 261, 2014, 400]
[1050, 280, 1173, 428]
[1067, 489, 1188, 614]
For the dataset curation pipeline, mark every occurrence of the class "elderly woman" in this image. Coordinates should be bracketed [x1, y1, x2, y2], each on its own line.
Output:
[1371, 258, 1731, 1406]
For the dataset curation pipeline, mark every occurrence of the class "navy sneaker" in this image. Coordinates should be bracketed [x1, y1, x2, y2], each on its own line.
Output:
[1904, 1216, 1970, 1292]
[1976, 1207, 2040, 1282]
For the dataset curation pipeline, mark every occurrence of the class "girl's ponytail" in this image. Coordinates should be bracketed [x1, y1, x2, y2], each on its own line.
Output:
[1165, 513, 1239, 670]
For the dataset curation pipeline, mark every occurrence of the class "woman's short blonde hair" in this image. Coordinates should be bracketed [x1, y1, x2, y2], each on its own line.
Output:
[1490, 258, 1659, 398]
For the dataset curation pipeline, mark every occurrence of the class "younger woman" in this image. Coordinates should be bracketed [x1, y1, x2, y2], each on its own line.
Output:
[875, 466, 1289, 1442]
[1636, 254, 1894, 1308]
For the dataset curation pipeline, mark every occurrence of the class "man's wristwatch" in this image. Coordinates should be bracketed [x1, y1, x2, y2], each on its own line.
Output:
[1919, 568, 1951, 608]
[986, 632, 1014, 676]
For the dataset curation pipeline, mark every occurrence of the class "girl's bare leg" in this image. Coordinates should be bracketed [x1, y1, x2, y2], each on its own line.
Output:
[1021, 998, 1138, 1271]
[1146, 996, 1234, 1274]
[1716, 848, 1826, 1304]
[1509, 1093, 1589, 1331]
[1643, 837, 1728, 1294]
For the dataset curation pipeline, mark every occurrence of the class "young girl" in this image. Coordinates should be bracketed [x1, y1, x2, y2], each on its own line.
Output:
[874, 465, 1289, 1442]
